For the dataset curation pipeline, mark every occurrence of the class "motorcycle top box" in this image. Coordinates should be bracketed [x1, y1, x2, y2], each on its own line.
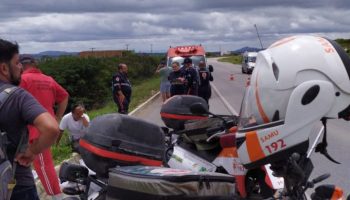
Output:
[160, 95, 209, 130]
[79, 114, 165, 177]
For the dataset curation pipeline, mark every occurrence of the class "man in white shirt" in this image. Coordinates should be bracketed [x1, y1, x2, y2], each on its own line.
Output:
[58, 104, 90, 152]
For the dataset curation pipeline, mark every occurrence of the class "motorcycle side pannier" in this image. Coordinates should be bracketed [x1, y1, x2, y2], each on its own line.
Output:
[79, 114, 165, 177]
[160, 95, 209, 130]
[106, 166, 236, 200]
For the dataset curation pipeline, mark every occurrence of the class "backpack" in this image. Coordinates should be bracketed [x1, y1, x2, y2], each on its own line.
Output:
[0, 84, 22, 200]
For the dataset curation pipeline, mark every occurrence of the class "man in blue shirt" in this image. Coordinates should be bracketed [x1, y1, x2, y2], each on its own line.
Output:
[112, 63, 132, 114]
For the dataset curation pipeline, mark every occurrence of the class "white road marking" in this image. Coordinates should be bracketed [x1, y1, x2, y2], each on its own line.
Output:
[211, 83, 239, 116]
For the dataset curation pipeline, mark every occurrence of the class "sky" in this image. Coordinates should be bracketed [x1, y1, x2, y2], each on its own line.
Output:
[0, 0, 349, 54]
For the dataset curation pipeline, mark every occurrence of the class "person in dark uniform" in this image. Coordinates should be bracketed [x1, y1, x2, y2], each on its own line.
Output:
[181, 57, 199, 95]
[112, 63, 132, 114]
[197, 61, 213, 104]
[168, 62, 186, 96]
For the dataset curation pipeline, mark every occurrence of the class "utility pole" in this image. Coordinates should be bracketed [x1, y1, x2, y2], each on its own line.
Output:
[254, 24, 264, 49]
[90, 48, 95, 56]
[150, 44, 153, 54]
[126, 44, 129, 51]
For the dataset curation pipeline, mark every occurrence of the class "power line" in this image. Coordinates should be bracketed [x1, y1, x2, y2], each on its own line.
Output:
[254, 24, 264, 49]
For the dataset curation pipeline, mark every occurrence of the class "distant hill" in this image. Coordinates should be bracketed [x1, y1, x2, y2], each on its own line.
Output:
[37, 51, 78, 57]
[26, 51, 79, 59]
[231, 47, 262, 54]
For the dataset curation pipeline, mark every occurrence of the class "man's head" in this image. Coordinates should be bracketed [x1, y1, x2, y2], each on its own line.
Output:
[183, 57, 192, 68]
[160, 60, 166, 66]
[20, 55, 37, 70]
[172, 62, 180, 72]
[118, 63, 128, 74]
[199, 61, 206, 69]
[72, 104, 86, 121]
[0, 39, 22, 86]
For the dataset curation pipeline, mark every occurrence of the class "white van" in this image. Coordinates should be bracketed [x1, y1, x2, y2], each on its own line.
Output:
[242, 51, 258, 74]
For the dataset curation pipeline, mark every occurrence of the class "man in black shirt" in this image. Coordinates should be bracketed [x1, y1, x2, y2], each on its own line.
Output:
[0, 39, 60, 200]
[168, 62, 186, 96]
[197, 61, 213, 104]
[181, 57, 199, 95]
[112, 63, 132, 114]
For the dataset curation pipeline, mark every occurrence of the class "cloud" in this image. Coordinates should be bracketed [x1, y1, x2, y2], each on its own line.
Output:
[0, 0, 349, 53]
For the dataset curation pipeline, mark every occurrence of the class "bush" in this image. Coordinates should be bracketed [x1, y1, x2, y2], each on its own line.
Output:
[38, 54, 162, 109]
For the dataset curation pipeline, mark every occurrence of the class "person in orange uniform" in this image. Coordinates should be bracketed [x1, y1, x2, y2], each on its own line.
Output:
[20, 55, 69, 200]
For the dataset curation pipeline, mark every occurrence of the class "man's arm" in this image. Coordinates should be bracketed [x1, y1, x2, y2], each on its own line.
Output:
[81, 112, 89, 127]
[113, 74, 125, 99]
[56, 115, 67, 145]
[16, 112, 60, 166]
[55, 96, 68, 121]
[56, 130, 65, 146]
[155, 64, 162, 73]
[30, 112, 60, 154]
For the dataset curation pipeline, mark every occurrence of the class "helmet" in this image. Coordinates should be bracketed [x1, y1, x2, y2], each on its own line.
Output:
[236, 35, 350, 169]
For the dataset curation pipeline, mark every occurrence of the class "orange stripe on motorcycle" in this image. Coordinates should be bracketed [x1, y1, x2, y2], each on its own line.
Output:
[235, 175, 247, 198]
[160, 112, 208, 120]
[331, 186, 344, 200]
[246, 131, 266, 162]
[255, 74, 270, 123]
[79, 139, 162, 166]
[218, 147, 237, 158]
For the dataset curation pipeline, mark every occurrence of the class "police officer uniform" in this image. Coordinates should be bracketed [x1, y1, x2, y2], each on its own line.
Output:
[198, 67, 213, 103]
[182, 58, 199, 95]
[112, 72, 132, 114]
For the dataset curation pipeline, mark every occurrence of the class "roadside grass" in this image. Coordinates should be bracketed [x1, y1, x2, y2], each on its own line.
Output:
[52, 76, 161, 165]
[217, 55, 243, 65]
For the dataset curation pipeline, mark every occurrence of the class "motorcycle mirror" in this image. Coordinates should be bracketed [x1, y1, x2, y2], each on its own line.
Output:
[208, 65, 214, 72]
[190, 103, 209, 115]
[312, 173, 330, 184]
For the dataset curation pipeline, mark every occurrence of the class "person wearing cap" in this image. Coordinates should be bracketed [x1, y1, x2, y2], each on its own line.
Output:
[20, 55, 69, 200]
[112, 63, 132, 114]
[155, 60, 172, 102]
[181, 57, 199, 95]
[197, 61, 213, 104]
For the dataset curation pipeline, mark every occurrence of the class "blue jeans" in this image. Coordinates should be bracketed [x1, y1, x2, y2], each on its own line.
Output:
[10, 185, 39, 200]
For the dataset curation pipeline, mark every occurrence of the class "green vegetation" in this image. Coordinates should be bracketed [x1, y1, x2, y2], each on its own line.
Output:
[88, 76, 160, 119]
[52, 75, 161, 164]
[217, 55, 243, 64]
[39, 54, 161, 109]
[335, 38, 350, 55]
[37, 53, 162, 164]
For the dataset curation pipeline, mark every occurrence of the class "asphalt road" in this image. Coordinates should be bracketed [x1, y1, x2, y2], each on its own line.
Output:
[134, 57, 349, 192]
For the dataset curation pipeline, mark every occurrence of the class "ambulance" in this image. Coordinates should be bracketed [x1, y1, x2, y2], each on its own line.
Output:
[241, 51, 258, 74]
[166, 45, 211, 70]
